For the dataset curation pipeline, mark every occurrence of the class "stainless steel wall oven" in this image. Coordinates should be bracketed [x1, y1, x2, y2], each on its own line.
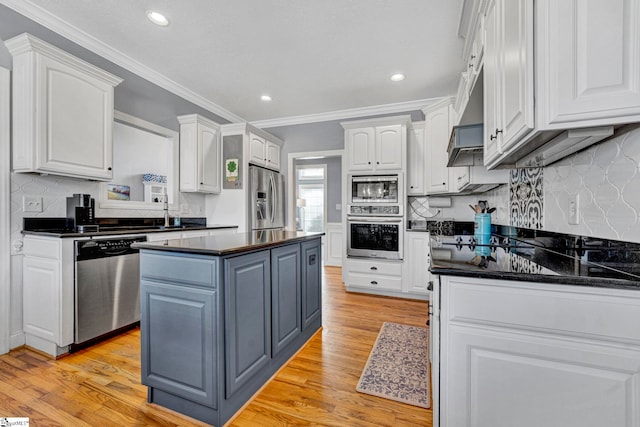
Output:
[347, 216, 403, 260]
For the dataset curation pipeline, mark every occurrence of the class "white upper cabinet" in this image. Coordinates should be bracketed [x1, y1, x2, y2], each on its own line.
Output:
[483, 0, 535, 168]
[407, 122, 426, 195]
[537, 0, 640, 128]
[423, 98, 456, 194]
[178, 114, 222, 194]
[481, 0, 640, 169]
[249, 132, 281, 171]
[345, 127, 375, 171]
[343, 116, 408, 172]
[5, 33, 122, 181]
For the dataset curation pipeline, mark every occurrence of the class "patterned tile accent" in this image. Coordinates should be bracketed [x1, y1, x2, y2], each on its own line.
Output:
[510, 168, 544, 229]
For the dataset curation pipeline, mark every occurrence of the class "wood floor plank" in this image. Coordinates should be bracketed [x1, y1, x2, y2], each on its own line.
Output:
[0, 265, 431, 426]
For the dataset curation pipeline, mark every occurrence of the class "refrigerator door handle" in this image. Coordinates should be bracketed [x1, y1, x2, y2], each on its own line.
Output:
[270, 174, 276, 223]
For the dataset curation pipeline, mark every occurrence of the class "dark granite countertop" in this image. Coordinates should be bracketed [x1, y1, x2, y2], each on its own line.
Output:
[21, 217, 237, 238]
[428, 223, 640, 290]
[132, 230, 324, 256]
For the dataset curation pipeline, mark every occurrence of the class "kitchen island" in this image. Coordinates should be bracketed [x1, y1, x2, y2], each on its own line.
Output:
[132, 230, 323, 426]
[428, 225, 640, 427]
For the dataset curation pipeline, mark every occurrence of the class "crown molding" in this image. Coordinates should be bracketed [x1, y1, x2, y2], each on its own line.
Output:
[251, 97, 448, 129]
[0, 0, 246, 124]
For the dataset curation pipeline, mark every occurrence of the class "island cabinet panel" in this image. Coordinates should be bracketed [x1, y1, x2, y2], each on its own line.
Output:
[271, 245, 302, 357]
[137, 235, 322, 426]
[301, 239, 322, 330]
[140, 280, 217, 408]
[224, 250, 271, 399]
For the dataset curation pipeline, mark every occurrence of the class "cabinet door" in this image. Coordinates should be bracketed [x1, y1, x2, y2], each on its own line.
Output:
[405, 233, 430, 294]
[483, 0, 503, 166]
[249, 133, 266, 166]
[538, 0, 640, 128]
[199, 124, 221, 193]
[265, 141, 281, 171]
[346, 127, 375, 171]
[224, 251, 271, 398]
[301, 239, 321, 330]
[408, 125, 426, 195]
[22, 256, 61, 345]
[271, 245, 301, 356]
[442, 325, 640, 427]
[497, 0, 534, 152]
[375, 124, 403, 170]
[425, 103, 453, 193]
[140, 280, 217, 408]
[37, 55, 114, 180]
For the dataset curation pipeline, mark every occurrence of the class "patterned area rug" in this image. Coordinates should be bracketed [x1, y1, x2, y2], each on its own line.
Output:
[356, 322, 430, 408]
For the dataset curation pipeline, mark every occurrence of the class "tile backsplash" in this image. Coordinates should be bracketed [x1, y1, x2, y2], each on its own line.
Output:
[10, 173, 207, 252]
[409, 125, 640, 244]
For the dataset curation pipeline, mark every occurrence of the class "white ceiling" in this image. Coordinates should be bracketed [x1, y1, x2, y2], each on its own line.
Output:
[2, 0, 466, 125]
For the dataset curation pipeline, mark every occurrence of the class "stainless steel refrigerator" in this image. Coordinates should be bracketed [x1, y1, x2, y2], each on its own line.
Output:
[249, 165, 285, 231]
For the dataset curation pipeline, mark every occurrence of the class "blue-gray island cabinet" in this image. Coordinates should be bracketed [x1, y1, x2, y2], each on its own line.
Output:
[132, 231, 323, 426]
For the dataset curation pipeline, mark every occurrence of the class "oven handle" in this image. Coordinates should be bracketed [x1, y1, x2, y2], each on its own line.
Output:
[347, 216, 403, 223]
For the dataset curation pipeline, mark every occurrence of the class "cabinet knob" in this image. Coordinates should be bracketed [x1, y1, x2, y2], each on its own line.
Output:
[370, 280, 378, 285]
[368, 161, 371, 164]
[107, 167, 112, 171]
[370, 266, 377, 271]
[376, 161, 380, 164]
[427, 281, 434, 291]
[490, 134, 497, 141]
[200, 182, 204, 185]
[442, 182, 446, 185]
[496, 128, 503, 135]
[410, 185, 414, 189]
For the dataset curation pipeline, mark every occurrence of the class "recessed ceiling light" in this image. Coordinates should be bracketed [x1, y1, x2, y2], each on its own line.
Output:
[261, 95, 272, 102]
[390, 73, 406, 82]
[146, 11, 169, 26]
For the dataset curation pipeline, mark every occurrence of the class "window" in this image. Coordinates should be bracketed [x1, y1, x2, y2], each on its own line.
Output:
[295, 165, 326, 232]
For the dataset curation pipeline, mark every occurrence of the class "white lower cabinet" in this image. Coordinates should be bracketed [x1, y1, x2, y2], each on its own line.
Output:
[344, 258, 403, 292]
[434, 275, 640, 427]
[22, 236, 75, 357]
[403, 232, 431, 294]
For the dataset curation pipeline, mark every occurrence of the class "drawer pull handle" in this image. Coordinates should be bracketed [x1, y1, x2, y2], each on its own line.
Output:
[371, 280, 378, 285]
[370, 266, 377, 271]
[427, 281, 433, 291]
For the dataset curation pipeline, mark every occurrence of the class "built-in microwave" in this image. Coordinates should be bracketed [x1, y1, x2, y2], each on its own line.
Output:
[347, 216, 403, 260]
[347, 173, 403, 216]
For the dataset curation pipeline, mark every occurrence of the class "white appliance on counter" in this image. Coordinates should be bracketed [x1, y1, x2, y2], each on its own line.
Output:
[249, 165, 284, 231]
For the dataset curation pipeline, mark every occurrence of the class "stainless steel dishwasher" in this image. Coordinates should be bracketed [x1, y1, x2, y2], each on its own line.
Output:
[74, 235, 147, 347]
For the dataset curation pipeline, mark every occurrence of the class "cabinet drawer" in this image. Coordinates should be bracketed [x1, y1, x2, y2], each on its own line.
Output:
[444, 277, 640, 344]
[347, 259, 402, 276]
[141, 252, 217, 288]
[348, 273, 402, 291]
[23, 237, 61, 259]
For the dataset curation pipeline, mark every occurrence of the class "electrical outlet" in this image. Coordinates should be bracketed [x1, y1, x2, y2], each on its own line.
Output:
[23, 195, 43, 212]
[568, 194, 579, 225]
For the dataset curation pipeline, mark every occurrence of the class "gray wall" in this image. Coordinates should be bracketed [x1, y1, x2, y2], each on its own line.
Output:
[267, 111, 424, 225]
[0, 4, 230, 130]
[295, 156, 342, 223]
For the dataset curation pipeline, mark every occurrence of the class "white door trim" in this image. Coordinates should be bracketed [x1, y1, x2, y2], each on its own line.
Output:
[286, 149, 344, 231]
[1, 67, 11, 354]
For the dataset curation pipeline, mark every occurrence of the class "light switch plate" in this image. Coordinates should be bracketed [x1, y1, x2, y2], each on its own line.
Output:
[23, 195, 43, 212]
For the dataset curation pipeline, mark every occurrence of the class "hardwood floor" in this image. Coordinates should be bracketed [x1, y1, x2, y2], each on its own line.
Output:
[0, 266, 431, 426]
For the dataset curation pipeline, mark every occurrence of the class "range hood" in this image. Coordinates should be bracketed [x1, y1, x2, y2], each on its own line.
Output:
[448, 123, 616, 168]
[447, 123, 483, 167]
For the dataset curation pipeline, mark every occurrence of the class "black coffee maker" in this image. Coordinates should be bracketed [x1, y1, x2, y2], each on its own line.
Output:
[66, 193, 95, 230]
